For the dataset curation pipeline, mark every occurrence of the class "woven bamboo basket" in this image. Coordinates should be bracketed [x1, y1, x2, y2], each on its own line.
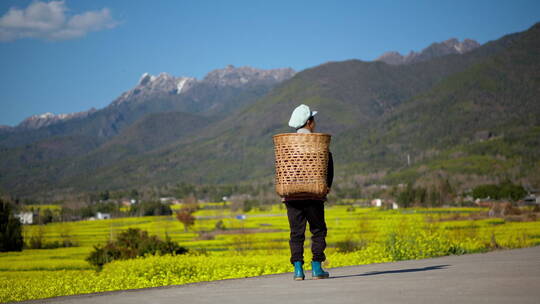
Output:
[273, 133, 331, 198]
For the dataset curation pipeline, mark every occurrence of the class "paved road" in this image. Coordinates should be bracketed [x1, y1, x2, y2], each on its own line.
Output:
[24, 246, 540, 304]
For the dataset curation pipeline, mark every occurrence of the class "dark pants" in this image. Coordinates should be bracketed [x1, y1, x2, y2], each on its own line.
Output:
[285, 200, 327, 265]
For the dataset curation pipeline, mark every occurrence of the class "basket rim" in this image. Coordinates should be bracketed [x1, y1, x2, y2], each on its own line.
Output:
[273, 133, 331, 139]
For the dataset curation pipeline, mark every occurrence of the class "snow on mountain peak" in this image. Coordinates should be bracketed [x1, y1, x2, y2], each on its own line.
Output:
[176, 78, 191, 94]
[113, 72, 198, 105]
[112, 66, 295, 106]
[17, 108, 97, 130]
[39, 112, 55, 119]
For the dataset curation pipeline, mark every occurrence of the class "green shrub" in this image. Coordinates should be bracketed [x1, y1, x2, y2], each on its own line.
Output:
[243, 199, 259, 213]
[215, 220, 226, 230]
[0, 199, 24, 252]
[86, 228, 187, 269]
[472, 182, 526, 201]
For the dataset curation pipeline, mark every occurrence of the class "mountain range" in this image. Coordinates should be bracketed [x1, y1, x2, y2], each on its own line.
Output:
[1, 23, 539, 198]
[376, 38, 480, 65]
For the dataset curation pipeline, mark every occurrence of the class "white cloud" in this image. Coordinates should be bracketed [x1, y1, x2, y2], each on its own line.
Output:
[0, 1, 119, 42]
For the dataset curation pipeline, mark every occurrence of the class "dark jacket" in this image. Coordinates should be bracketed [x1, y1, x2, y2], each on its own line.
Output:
[327, 151, 334, 189]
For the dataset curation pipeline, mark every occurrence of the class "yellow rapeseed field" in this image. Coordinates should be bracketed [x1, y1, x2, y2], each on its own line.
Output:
[1, 205, 539, 302]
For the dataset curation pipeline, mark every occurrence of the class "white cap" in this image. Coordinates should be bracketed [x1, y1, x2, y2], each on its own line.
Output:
[288, 104, 318, 129]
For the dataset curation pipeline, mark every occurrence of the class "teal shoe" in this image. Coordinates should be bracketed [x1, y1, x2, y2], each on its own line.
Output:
[293, 261, 305, 281]
[311, 261, 329, 279]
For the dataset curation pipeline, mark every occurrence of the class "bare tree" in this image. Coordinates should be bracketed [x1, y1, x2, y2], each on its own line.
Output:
[176, 208, 195, 231]
[175, 198, 198, 232]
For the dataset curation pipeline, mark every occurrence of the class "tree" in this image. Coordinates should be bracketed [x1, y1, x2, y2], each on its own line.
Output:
[439, 178, 455, 204]
[397, 183, 414, 208]
[0, 199, 24, 252]
[499, 182, 527, 201]
[176, 208, 195, 231]
[428, 187, 441, 207]
[472, 184, 500, 200]
[175, 197, 198, 231]
[416, 187, 427, 206]
[99, 190, 110, 201]
[130, 201, 172, 216]
[130, 189, 139, 199]
[40, 208, 54, 224]
[472, 182, 526, 201]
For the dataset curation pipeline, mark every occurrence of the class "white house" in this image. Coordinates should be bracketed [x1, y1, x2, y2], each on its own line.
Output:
[96, 212, 111, 220]
[370, 199, 398, 209]
[371, 199, 383, 207]
[14, 212, 33, 224]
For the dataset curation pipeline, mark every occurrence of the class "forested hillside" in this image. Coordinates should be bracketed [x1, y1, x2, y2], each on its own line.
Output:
[1, 23, 539, 198]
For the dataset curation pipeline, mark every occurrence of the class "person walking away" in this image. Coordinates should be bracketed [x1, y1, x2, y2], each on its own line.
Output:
[284, 104, 333, 280]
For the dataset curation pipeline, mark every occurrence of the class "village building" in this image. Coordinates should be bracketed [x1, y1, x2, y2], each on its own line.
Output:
[370, 199, 398, 209]
[96, 212, 111, 220]
[521, 194, 540, 206]
[14, 212, 33, 224]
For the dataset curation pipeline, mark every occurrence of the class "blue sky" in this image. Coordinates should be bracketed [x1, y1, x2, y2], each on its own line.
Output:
[1, 0, 539, 126]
